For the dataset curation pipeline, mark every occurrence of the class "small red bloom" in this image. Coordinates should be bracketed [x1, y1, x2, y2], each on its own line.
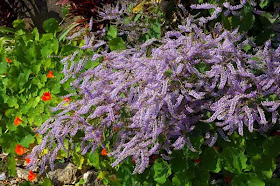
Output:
[4, 73, 7, 76]
[47, 70, 55, 78]
[101, 149, 108, 156]
[224, 176, 232, 183]
[131, 156, 135, 164]
[14, 116, 22, 126]
[113, 127, 118, 132]
[42, 92, 51, 101]
[213, 146, 220, 152]
[193, 158, 201, 163]
[274, 131, 280, 136]
[150, 155, 157, 164]
[28, 171, 37, 182]
[35, 133, 39, 138]
[26, 158, 31, 164]
[6, 57, 12, 63]
[15, 144, 27, 155]
[63, 97, 71, 102]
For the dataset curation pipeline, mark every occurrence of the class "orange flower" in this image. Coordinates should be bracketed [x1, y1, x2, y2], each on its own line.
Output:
[113, 127, 118, 132]
[46, 70, 55, 78]
[42, 92, 51, 101]
[14, 116, 22, 126]
[63, 97, 71, 102]
[6, 57, 12, 63]
[101, 149, 108, 156]
[28, 171, 37, 182]
[26, 158, 31, 164]
[15, 144, 27, 155]
[35, 133, 39, 138]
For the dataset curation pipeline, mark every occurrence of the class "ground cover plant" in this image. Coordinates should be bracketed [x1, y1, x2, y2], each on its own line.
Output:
[1, 0, 280, 185]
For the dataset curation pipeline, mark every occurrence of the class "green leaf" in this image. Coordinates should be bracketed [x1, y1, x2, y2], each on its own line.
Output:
[0, 62, 7, 74]
[200, 147, 221, 172]
[134, 14, 142, 22]
[232, 173, 265, 186]
[13, 19, 25, 29]
[73, 153, 84, 169]
[259, 0, 270, 9]
[20, 134, 35, 148]
[220, 147, 247, 174]
[19, 181, 32, 186]
[42, 177, 52, 186]
[87, 151, 100, 169]
[7, 97, 19, 108]
[8, 155, 16, 177]
[152, 159, 171, 184]
[108, 37, 126, 51]
[251, 155, 276, 179]
[239, 13, 255, 32]
[107, 25, 118, 39]
[43, 18, 60, 33]
[263, 137, 280, 158]
[32, 28, 40, 41]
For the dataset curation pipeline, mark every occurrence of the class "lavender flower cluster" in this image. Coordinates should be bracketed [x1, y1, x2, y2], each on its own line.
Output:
[190, 0, 264, 25]
[28, 10, 280, 174]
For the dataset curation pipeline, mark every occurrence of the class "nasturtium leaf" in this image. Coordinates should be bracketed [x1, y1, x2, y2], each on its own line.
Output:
[13, 19, 25, 30]
[200, 147, 221, 172]
[7, 97, 19, 108]
[73, 153, 85, 169]
[19, 181, 32, 186]
[20, 134, 35, 148]
[232, 173, 265, 186]
[220, 147, 247, 174]
[152, 159, 172, 184]
[251, 155, 276, 179]
[8, 154, 16, 177]
[263, 136, 280, 158]
[192, 167, 210, 186]
[239, 12, 255, 33]
[43, 18, 60, 33]
[42, 177, 52, 186]
[109, 37, 127, 51]
[87, 151, 100, 169]
[0, 62, 7, 74]
[107, 25, 118, 39]
[172, 171, 191, 186]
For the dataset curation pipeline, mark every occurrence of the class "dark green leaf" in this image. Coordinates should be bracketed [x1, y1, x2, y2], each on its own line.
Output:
[232, 173, 265, 186]
[43, 18, 60, 33]
[220, 147, 247, 174]
[109, 37, 126, 51]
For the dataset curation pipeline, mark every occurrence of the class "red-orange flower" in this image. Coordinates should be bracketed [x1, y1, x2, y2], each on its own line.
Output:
[63, 97, 71, 102]
[46, 70, 55, 78]
[42, 92, 51, 101]
[35, 133, 39, 138]
[101, 149, 108, 156]
[193, 158, 201, 163]
[14, 116, 22, 126]
[28, 171, 37, 182]
[26, 158, 31, 164]
[131, 156, 135, 164]
[15, 144, 27, 155]
[6, 57, 12, 63]
[224, 176, 232, 183]
[113, 127, 118, 132]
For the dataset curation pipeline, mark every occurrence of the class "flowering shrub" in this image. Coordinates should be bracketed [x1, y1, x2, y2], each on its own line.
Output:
[28, 8, 280, 177]
[1, 1, 280, 185]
